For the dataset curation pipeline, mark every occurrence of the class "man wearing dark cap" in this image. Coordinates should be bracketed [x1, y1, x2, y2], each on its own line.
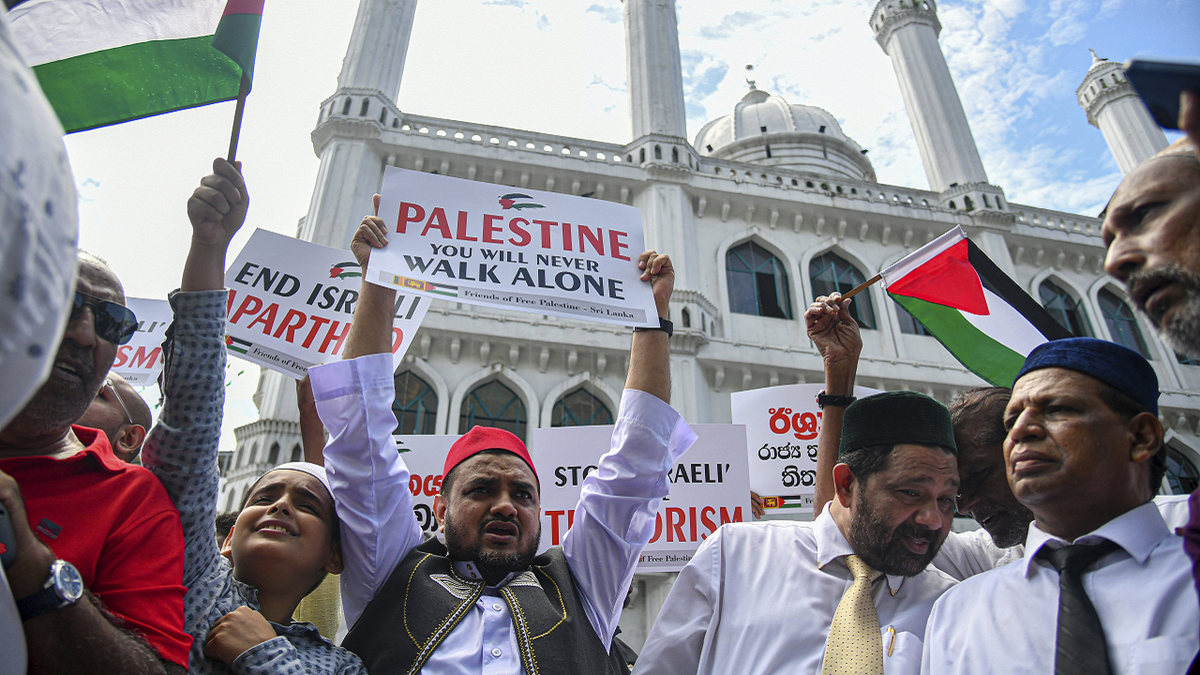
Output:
[308, 209, 695, 674]
[922, 338, 1198, 675]
[634, 390, 958, 674]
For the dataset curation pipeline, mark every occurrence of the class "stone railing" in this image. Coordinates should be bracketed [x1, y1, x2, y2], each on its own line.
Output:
[1011, 204, 1103, 240]
[391, 113, 633, 167]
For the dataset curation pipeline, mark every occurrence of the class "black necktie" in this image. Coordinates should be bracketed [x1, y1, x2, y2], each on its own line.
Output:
[1036, 540, 1123, 675]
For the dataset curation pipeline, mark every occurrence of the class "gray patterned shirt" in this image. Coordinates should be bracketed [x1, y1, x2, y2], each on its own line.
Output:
[142, 290, 365, 675]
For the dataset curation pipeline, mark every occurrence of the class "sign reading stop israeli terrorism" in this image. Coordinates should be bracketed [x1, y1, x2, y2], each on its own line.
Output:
[731, 383, 880, 514]
[370, 168, 659, 327]
[532, 424, 751, 573]
[224, 229, 430, 378]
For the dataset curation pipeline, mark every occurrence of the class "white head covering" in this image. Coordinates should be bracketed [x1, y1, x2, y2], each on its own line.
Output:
[255, 462, 334, 502]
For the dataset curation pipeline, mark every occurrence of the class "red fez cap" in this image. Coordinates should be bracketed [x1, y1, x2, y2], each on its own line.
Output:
[443, 426, 538, 482]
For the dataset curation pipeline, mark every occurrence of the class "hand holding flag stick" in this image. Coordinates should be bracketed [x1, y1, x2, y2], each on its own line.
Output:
[842, 274, 881, 300]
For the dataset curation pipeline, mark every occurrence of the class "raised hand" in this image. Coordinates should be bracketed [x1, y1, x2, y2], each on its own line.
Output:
[186, 158, 249, 249]
[638, 250, 675, 319]
[351, 194, 387, 273]
[805, 293, 862, 367]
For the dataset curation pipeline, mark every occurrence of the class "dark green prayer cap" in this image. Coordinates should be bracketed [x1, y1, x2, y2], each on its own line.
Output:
[838, 391, 956, 458]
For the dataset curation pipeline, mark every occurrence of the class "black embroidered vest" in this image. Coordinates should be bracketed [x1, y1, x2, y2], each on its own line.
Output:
[343, 536, 617, 675]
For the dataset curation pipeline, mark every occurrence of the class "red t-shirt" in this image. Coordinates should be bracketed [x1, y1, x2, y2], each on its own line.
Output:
[1, 426, 191, 668]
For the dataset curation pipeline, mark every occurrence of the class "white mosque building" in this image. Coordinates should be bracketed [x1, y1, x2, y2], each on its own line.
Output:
[217, 0, 1200, 648]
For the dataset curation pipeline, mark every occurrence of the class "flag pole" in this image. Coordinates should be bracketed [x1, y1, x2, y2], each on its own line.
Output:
[226, 71, 251, 162]
[843, 274, 881, 300]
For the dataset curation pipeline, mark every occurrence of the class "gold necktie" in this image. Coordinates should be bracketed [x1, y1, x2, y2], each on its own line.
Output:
[822, 554, 884, 675]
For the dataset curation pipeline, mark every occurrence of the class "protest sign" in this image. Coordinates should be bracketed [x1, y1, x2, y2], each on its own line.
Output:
[224, 229, 430, 378]
[731, 383, 880, 514]
[532, 424, 750, 573]
[112, 297, 172, 385]
[370, 167, 658, 327]
[394, 435, 457, 535]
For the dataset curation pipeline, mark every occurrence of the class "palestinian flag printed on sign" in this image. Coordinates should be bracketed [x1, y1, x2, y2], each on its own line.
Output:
[882, 226, 1071, 386]
[9, 0, 263, 133]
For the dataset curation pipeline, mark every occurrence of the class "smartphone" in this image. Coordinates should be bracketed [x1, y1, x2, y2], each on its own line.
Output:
[0, 502, 16, 569]
[1124, 58, 1200, 130]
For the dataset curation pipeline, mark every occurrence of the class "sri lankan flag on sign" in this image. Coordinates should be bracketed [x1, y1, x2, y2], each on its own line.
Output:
[882, 226, 1071, 386]
[9, 0, 263, 133]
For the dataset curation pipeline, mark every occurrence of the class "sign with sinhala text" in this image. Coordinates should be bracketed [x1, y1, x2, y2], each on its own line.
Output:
[532, 424, 750, 573]
[224, 229, 430, 378]
[112, 297, 173, 385]
[370, 168, 658, 327]
[394, 435, 457, 535]
[731, 384, 880, 514]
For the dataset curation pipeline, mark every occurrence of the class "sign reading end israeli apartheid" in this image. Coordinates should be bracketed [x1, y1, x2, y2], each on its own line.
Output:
[532, 424, 750, 573]
[111, 297, 173, 385]
[224, 229, 430, 378]
[370, 168, 659, 327]
[731, 384, 879, 515]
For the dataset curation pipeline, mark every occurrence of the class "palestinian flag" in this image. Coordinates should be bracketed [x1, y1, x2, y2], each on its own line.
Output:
[9, 0, 263, 133]
[882, 227, 1071, 386]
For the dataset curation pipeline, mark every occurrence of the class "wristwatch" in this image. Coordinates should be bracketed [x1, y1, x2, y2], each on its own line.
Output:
[633, 316, 673, 337]
[816, 391, 857, 409]
[17, 559, 84, 621]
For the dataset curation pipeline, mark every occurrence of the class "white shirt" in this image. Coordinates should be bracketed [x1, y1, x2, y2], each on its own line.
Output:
[922, 502, 1199, 675]
[932, 494, 1191, 581]
[633, 511, 958, 675]
[309, 352, 696, 675]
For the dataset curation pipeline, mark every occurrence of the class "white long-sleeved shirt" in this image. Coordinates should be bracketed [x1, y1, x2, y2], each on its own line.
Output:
[931, 493, 1191, 581]
[633, 511, 957, 675]
[922, 501, 1199, 675]
[309, 352, 696, 675]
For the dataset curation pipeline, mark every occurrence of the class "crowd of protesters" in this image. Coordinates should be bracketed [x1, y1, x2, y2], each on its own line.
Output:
[3, 1, 1200, 671]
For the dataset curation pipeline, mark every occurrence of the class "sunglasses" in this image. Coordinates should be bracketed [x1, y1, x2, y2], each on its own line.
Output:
[72, 292, 138, 345]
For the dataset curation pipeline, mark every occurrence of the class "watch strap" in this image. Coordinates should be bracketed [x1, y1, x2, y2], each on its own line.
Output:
[816, 391, 857, 409]
[17, 560, 82, 621]
[633, 316, 673, 337]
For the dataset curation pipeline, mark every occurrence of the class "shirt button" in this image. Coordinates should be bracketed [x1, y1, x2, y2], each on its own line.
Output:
[492, 603, 503, 611]
[492, 648, 503, 657]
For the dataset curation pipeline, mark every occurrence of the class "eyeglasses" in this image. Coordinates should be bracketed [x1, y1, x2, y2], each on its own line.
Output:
[105, 380, 136, 426]
[72, 292, 138, 345]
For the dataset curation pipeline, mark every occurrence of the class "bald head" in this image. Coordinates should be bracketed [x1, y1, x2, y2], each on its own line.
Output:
[77, 373, 152, 462]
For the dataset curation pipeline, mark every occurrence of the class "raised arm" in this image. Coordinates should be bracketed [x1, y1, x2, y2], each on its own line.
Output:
[564, 250, 698, 647]
[805, 292, 861, 516]
[309, 196, 423, 630]
[296, 377, 326, 465]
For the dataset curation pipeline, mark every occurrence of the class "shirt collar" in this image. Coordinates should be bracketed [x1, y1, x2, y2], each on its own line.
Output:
[67, 426, 126, 473]
[1021, 501, 1169, 577]
[814, 508, 906, 596]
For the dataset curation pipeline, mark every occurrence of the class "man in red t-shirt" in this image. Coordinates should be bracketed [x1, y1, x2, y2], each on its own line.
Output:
[0, 248, 190, 674]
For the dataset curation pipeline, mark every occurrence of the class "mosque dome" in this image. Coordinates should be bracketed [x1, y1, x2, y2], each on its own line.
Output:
[694, 88, 876, 181]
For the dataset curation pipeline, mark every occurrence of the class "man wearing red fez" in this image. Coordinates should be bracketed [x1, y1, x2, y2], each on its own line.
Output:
[306, 198, 695, 675]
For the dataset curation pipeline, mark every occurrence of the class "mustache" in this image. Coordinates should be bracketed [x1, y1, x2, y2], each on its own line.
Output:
[1126, 265, 1200, 312]
[55, 340, 96, 383]
[892, 521, 938, 544]
[480, 514, 520, 532]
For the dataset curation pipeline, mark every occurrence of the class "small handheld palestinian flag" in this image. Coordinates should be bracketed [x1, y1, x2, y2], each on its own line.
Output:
[878, 226, 1071, 386]
[9, 0, 263, 134]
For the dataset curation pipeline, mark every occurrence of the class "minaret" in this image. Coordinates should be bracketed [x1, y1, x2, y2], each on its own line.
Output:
[869, 0, 989, 193]
[1077, 50, 1169, 174]
[624, 0, 706, 421]
[221, 0, 419, 508]
[299, 0, 419, 250]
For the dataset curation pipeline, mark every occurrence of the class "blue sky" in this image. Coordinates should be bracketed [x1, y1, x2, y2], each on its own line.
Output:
[41, 0, 1195, 448]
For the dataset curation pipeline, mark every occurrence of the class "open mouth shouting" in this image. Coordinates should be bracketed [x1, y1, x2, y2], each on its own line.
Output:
[255, 519, 297, 537]
[482, 519, 519, 545]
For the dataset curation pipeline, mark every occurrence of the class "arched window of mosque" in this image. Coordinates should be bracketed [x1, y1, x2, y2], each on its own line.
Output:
[1039, 280, 1093, 337]
[551, 388, 614, 427]
[896, 303, 931, 336]
[1098, 289, 1149, 357]
[654, 145, 662, 160]
[681, 308, 691, 328]
[963, 196, 975, 211]
[995, 196, 1004, 210]
[806, 181, 814, 188]
[379, 108, 387, 124]
[242, 443, 257, 467]
[268, 442, 280, 465]
[726, 241, 793, 320]
[1166, 447, 1200, 494]
[394, 371, 438, 435]
[460, 380, 526, 440]
[639, 148, 646, 163]
[359, 99, 370, 116]
[982, 194, 991, 208]
[672, 147, 679, 163]
[948, 200, 957, 210]
[291, 444, 302, 463]
[809, 252, 876, 329]
[342, 98, 352, 115]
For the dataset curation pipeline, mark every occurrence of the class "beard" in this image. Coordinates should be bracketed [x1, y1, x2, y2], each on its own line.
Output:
[444, 512, 541, 582]
[5, 341, 102, 437]
[847, 490, 943, 577]
[1127, 264, 1200, 358]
